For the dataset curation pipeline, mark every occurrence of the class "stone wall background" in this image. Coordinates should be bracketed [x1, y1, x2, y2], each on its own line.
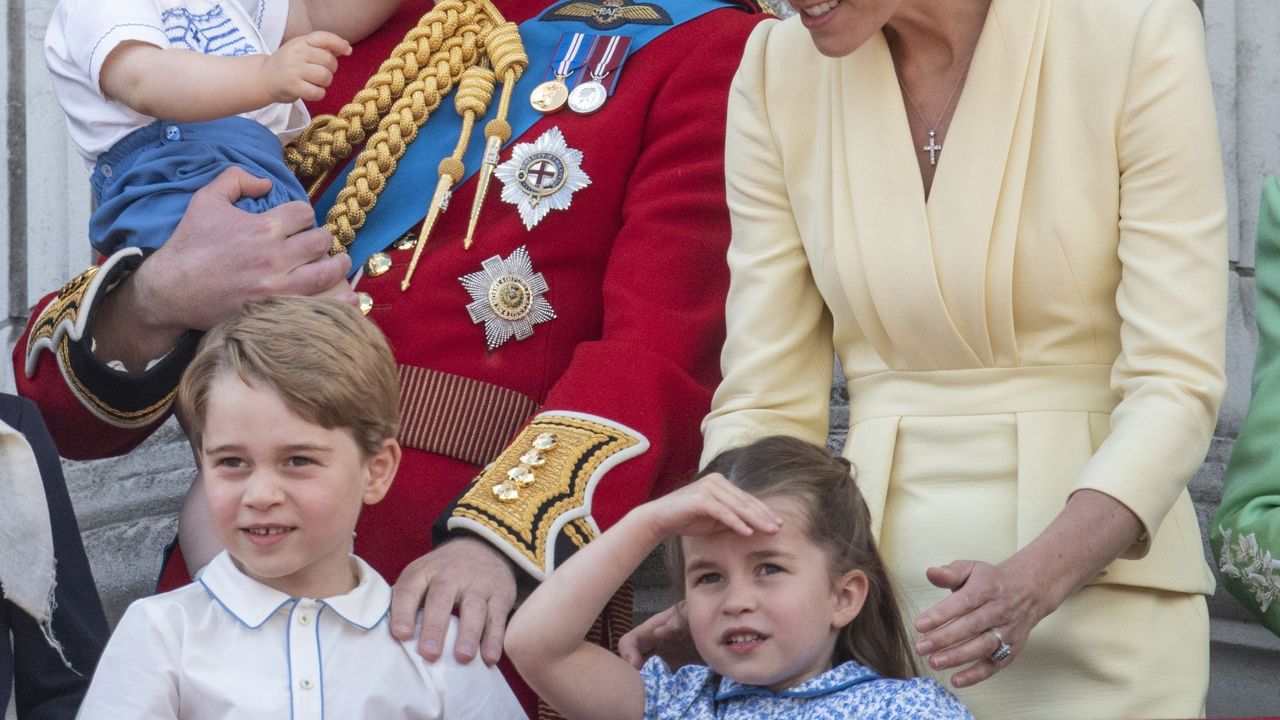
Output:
[4, 0, 1280, 715]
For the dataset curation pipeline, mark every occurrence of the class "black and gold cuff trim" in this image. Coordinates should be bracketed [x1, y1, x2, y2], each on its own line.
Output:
[446, 412, 648, 580]
[25, 249, 198, 428]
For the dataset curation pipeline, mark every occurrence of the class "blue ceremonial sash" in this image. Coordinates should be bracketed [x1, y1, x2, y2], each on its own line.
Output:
[315, 0, 739, 273]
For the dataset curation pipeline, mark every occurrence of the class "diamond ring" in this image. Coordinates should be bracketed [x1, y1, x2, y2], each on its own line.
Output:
[987, 628, 1013, 663]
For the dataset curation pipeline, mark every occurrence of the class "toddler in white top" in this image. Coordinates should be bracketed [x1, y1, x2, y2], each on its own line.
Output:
[44, 0, 397, 254]
[76, 296, 526, 720]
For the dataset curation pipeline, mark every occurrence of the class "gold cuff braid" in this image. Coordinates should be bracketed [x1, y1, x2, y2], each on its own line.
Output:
[24, 248, 174, 427]
[24, 248, 141, 380]
[447, 412, 649, 580]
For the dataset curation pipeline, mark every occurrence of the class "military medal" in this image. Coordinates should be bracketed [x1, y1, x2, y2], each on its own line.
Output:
[567, 81, 606, 115]
[460, 246, 556, 350]
[531, 33, 591, 114]
[530, 79, 570, 114]
[568, 35, 631, 115]
[495, 127, 591, 230]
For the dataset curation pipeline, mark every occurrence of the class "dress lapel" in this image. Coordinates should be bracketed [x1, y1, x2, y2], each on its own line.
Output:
[926, 0, 1052, 367]
[837, 32, 981, 369]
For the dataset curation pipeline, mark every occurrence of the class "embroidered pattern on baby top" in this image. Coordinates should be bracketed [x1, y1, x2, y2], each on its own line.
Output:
[162, 5, 258, 56]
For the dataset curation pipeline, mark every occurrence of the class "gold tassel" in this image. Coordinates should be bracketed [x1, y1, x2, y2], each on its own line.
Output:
[283, 1, 527, 256]
[400, 64, 496, 290]
[464, 21, 527, 249]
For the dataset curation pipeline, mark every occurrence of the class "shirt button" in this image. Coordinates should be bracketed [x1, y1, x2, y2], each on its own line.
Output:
[299, 678, 314, 690]
[297, 612, 312, 626]
[99, 164, 113, 178]
[164, 125, 181, 142]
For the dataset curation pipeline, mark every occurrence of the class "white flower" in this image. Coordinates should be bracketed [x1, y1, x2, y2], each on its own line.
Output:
[1219, 525, 1280, 613]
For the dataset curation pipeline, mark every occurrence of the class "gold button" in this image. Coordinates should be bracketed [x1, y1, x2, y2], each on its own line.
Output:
[493, 483, 519, 502]
[507, 465, 535, 487]
[532, 433, 558, 451]
[394, 232, 416, 251]
[520, 449, 545, 467]
[365, 252, 392, 277]
[299, 678, 314, 690]
[357, 292, 374, 316]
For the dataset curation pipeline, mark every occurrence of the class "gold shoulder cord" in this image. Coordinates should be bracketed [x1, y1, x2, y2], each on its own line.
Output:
[284, 0, 528, 290]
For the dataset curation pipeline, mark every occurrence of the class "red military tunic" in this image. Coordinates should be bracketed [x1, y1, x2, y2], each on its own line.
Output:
[15, 0, 769, 712]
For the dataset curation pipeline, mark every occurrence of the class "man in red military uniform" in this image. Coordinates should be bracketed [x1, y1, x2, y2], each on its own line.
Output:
[15, 0, 770, 715]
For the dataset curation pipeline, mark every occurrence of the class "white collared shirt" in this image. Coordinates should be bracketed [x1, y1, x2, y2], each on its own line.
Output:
[77, 552, 526, 719]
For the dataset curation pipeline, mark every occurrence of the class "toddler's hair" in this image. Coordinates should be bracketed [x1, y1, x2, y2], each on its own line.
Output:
[176, 296, 399, 456]
[672, 435, 918, 679]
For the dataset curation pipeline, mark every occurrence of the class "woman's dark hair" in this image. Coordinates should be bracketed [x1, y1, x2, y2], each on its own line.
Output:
[668, 435, 919, 679]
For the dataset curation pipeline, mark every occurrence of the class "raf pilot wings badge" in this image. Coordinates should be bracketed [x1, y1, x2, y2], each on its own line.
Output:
[541, 0, 673, 31]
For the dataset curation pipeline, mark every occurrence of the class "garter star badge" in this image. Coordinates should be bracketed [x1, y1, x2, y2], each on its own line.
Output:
[495, 127, 590, 230]
[460, 246, 557, 350]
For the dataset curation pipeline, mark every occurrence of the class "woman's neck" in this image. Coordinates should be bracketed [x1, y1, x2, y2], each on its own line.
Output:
[884, 0, 992, 74]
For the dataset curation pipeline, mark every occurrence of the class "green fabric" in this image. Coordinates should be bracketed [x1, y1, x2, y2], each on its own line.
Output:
[1212, 177, 1280, 635]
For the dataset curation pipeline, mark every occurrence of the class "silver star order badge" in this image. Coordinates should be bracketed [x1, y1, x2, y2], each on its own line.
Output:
[460, 246, 556, 350]
[495, 127, 591, 230]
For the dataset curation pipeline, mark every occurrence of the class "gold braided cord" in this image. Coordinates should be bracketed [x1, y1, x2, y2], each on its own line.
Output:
[399, 63, 496, 290]
[282, 0, 524, 254]
[401, 24, 527, 284]
[286, 5, 455, 188]
[325, 13, 487, 252]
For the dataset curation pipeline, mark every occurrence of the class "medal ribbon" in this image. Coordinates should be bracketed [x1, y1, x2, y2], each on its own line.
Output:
[548, 32, 591, 81]
[579, 35, 632, 93]
[318, 0, 740, 273]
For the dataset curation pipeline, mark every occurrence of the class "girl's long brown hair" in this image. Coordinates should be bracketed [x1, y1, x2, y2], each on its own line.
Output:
[670, 435, 919, 679]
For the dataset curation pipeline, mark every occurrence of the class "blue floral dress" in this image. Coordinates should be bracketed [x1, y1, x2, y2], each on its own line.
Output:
[640, 658, 972, 719]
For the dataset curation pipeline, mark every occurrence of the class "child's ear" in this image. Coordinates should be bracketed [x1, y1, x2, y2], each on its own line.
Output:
[362, 438, 401, 505]
[832, 569, 869, 629]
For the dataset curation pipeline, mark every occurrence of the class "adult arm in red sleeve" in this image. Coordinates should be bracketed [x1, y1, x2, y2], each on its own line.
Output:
[399, 7, 770, 666]
[13, 169, 350, 460]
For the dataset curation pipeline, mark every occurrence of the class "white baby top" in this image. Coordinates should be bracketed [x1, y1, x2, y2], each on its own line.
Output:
[45, 0, 309, 168]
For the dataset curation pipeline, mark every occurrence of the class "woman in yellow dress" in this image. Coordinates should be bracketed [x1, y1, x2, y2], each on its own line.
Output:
[694, 0, 1225, 717]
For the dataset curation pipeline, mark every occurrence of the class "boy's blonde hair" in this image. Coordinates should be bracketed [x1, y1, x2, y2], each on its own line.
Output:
[177, 296, 399, 456]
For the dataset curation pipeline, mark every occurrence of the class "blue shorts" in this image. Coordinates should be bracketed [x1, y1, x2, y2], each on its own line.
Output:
[89, 117, 310, 255]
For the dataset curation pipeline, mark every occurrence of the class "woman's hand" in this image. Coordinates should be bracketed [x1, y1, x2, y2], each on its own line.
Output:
[637, 473, 784, 541]
[913, 557, 1062, 689]
[914, 490, 1143, 688]
[618, 602, 701, 670]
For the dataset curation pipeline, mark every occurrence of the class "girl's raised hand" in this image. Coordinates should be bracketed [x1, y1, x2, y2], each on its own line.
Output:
[640, 473, 784, 540]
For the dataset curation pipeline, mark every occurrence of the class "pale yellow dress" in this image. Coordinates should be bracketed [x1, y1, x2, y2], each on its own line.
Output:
[701, 1, 1226, 717]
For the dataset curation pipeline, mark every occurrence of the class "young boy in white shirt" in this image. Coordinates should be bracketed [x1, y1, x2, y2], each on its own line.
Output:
[76, 296, 526, 720]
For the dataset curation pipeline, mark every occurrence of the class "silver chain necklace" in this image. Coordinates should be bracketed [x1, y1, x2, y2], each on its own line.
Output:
[896, 60, 971, 167]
